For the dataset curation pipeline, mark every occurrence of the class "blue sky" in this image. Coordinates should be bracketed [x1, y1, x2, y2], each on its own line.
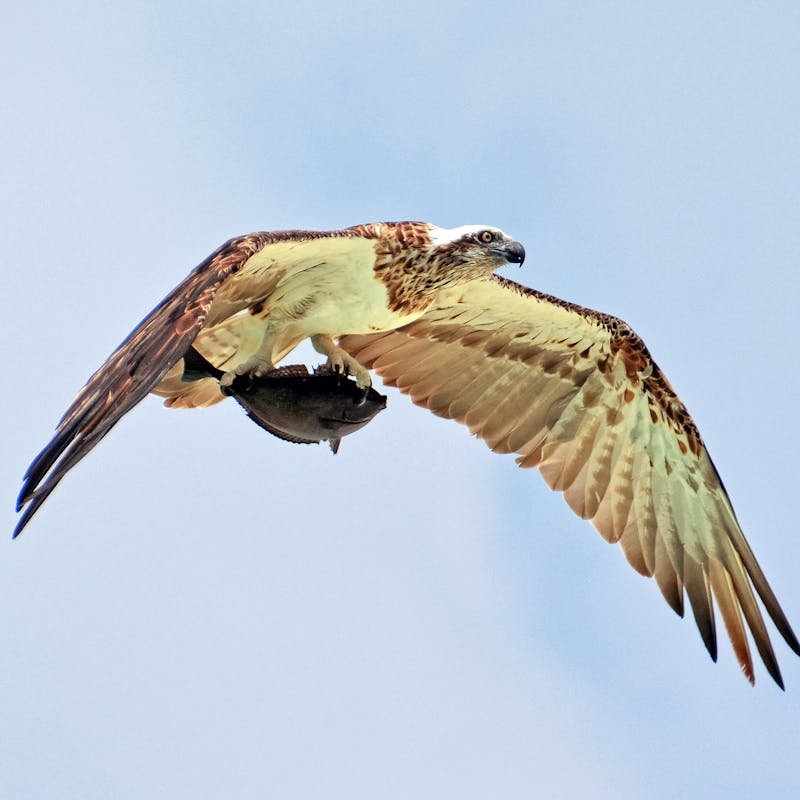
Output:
[2, 2, 799, 797]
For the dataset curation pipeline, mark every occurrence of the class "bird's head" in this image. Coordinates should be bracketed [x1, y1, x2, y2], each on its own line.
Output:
[373, 222, 526, 312]
[427, 224, 526, 283]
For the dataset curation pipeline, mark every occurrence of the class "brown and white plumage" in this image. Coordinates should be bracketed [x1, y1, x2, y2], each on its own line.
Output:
[339, 275, 800, 686]
[15, 222, 521, 535]
[15, 221, 799, 686]
[340, 276, 800, 686]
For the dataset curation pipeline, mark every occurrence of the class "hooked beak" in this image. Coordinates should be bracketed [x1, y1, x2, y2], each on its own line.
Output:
[498, 240, 525, 265]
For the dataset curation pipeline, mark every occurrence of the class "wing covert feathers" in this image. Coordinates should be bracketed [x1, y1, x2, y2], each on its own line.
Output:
[14, 233, 271, 537]
[340, 274, 799, 686]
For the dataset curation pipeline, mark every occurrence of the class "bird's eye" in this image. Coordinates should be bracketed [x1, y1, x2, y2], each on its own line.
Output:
[479, 230, 494, 244]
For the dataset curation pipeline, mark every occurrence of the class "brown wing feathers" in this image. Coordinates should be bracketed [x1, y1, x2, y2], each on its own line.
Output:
[14, 234, 268, 538]
[340, 275, 800, 685]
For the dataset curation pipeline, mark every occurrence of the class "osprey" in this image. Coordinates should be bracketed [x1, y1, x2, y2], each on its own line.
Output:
[15, 221, 799, 686]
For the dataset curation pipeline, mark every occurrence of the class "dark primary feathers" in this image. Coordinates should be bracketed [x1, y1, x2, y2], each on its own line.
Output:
[15, 233, 272, 535]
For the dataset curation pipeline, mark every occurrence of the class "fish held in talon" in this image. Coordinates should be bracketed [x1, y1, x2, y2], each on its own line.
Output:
[180, 346, 386, 452]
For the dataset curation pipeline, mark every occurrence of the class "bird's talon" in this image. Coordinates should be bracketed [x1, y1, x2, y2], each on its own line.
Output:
[221, 356, 274, 388]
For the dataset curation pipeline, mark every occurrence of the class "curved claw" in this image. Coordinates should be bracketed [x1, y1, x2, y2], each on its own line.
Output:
[311, 334, 372, 390]
[221, 356, 274, 387]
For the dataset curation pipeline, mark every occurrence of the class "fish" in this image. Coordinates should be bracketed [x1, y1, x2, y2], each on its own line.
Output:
[181, 347, 387, 453]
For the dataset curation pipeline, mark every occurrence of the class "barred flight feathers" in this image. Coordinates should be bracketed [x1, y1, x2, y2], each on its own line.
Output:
[340, 274, 800, 686]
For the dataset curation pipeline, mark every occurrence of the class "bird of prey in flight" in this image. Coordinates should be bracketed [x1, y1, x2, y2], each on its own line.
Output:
[14, 221, 799, 686]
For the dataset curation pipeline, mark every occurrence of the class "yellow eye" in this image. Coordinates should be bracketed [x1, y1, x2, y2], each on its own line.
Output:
[480, 230, 494, 244]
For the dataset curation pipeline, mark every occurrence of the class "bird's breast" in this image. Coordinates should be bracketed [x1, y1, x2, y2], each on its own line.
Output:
[257, 255, 427, 336]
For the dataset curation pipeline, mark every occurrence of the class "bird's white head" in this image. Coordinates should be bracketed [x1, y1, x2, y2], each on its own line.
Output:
[370, 221, 526, 313]
[426, 224, 526, 281]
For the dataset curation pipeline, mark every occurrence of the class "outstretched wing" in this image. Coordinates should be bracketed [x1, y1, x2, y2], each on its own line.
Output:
[14, 233, 270, 537]
[340, 274, 800, 686]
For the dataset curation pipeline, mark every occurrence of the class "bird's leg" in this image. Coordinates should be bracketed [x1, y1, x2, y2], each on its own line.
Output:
[220, 355, 274, 386]
[311, 334, 372, 388]
[220, 331, 279, 387]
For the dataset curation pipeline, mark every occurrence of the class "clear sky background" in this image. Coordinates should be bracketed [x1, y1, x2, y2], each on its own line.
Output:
[2, 2, 799, 798]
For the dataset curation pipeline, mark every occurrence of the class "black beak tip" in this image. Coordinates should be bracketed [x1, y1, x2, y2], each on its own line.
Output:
[507, 241, 526, 265]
